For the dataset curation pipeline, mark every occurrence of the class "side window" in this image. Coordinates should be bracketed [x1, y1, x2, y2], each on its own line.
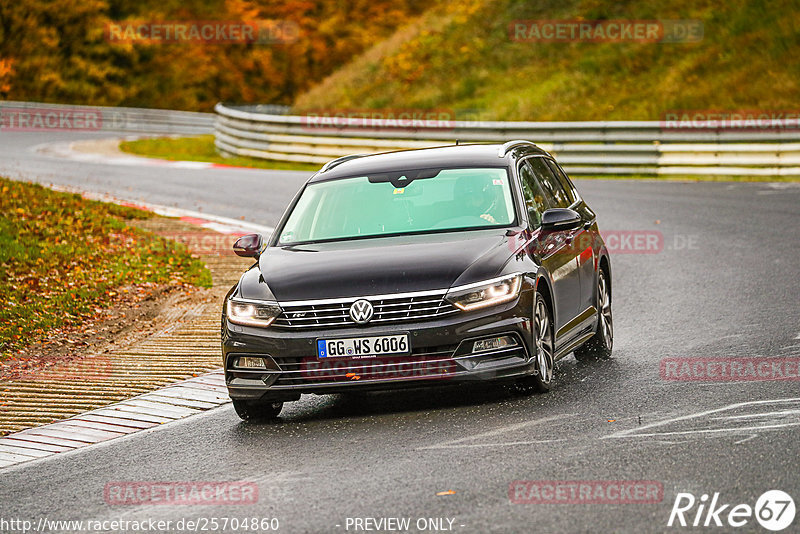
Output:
[544, 159, 577, 205]
[518, 161, 551, 229]
[528, 157, 571, 208]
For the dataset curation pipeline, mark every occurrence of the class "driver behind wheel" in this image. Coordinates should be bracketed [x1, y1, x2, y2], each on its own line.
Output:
[453, 174, 499, 223]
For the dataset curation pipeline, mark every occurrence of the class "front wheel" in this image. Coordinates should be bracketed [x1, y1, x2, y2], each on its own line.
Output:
[232, 399, 283, 421]
[574, 269, 613, 361]
[516, 292, 555, 394]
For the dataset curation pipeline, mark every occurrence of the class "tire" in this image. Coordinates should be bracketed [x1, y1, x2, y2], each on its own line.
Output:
[574, 269, 613, 361]
[516, 291, 555, 394]
[232, 399, 283, 421]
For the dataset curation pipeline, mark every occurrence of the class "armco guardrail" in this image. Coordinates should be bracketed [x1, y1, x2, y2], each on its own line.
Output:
[214, 103, 800, 176]
[1, 101, 214, 135]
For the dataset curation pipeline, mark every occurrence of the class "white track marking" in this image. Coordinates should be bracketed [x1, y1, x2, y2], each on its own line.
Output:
[32, 139, 217, 169]
[47, 183, 274, 235]
[417, 439, 565, 450]
[417, 414, 575, 450]
[603, 398, 800, 439]
[712, 409, 800, 420]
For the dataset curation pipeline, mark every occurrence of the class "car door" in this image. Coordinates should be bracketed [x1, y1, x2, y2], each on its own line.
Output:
[545, 158, 597, 316]
[518, 158, 581, 337]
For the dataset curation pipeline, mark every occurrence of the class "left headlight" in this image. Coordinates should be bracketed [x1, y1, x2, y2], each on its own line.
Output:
[445, 274, 523, 312]
[226, 299, 282, 328]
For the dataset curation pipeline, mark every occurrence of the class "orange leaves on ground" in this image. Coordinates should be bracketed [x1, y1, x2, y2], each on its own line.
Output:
[0, 177, 209, 358]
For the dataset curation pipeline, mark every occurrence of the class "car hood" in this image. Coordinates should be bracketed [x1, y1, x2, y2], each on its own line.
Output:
[246, 230, 516, 302]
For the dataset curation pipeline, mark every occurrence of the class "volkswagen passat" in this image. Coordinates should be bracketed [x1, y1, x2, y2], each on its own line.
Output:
[222, 141, 612, 420]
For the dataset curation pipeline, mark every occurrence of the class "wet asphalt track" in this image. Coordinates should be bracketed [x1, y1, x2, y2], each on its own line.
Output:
[1, 130, 799, 533]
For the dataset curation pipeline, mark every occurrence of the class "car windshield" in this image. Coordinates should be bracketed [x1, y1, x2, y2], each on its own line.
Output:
[278, 167, 516, 244]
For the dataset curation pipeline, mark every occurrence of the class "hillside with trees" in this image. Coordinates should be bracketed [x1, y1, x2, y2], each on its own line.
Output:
[0, 0, 428, 110]
[293, 0, 800, 120]
[3, 0, 798, 120]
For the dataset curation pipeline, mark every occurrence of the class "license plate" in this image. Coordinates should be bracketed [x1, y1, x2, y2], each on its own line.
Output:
[317, 334, 409, 359]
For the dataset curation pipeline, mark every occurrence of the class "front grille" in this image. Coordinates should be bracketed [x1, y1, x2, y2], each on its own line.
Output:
[272, 291, 459, 329]
[273, 344, 460, 386]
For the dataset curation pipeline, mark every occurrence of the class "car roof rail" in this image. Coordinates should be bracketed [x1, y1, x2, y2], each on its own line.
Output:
[498, 140, 537, 158]
[319, 154, 369, 173]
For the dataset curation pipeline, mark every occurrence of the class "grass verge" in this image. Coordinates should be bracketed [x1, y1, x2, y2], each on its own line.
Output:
[0, 177, 212, 359]
[119, 135, 320, 172]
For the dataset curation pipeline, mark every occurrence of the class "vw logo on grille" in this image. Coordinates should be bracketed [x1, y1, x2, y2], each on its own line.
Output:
[349, 299, 374, 324]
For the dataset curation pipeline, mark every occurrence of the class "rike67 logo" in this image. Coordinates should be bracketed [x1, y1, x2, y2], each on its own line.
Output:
[668, 490, 795, 531]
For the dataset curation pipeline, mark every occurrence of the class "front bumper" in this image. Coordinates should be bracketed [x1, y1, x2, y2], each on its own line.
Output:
[222, 291, 536, 402]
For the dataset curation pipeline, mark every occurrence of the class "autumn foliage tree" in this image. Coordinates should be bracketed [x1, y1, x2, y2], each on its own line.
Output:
[0, 0, 429, 110]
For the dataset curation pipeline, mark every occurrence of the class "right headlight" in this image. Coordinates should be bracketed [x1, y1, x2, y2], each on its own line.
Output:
[226, 299, 282, 328]
[445, 274, 522, 312]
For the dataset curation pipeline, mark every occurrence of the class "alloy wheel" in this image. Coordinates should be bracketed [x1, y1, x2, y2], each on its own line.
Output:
[534, 296, 554, 384]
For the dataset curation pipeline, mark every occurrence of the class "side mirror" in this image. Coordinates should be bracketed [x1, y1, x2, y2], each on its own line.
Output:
[541, 208, 581, 231]
[233, 233, 264, 258]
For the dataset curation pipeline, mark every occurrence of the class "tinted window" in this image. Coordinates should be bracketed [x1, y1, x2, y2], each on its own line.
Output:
[527, 157, 571, 208]
[519, 161, 551, 229]
[545, 159, 578, 205]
